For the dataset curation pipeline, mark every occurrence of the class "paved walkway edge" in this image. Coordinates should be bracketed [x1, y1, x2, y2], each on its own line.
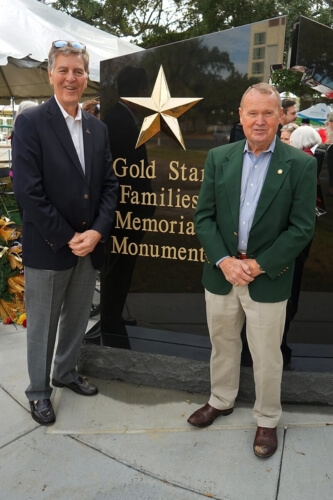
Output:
[78, 344, 333, 405]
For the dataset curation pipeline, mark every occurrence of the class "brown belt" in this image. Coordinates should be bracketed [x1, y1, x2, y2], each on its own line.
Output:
[237, 252, 247, 260]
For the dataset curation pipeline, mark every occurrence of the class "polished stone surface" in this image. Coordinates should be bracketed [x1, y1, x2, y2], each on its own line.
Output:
[96, 15, 333, 355]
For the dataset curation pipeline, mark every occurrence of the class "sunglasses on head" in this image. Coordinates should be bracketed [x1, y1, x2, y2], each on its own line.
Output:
[52, 40, 86, 50]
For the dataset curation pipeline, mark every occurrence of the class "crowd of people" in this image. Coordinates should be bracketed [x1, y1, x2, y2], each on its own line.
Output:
[6, 39, 331, 462]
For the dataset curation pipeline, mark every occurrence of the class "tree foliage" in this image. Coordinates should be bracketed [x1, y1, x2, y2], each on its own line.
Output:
[47, 0, 333, 98]
[48, 0, 333, 48]
[50, 0, 189, 44]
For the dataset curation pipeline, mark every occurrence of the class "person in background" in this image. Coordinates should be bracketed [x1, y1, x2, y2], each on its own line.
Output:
[277, 98, 297, 138]
[10, 100, 39, 158]
[317, 111, 333, 143]
[279, 98, 297, 127]
[289, 125, 326, 208]
[82, 98, 100, 119]
[280, 123, 299, 144]
[9, 101, 39, 217]
[12, 40, 118, 425]
[318, 111, 333, 196]
[187, 83, 316, 459]
[13, 101, 39, 130]
[281, 125, 324, 354]
[290, 125, 322, 154]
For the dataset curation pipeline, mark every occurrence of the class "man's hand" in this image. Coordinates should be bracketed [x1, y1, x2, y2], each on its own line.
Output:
[68, 230, 102, 257]
[219, 257, 254, 286]
[242, 259, 265, 278]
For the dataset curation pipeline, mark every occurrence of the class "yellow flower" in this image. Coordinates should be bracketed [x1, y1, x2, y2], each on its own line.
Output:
[17, 313, 26, 325]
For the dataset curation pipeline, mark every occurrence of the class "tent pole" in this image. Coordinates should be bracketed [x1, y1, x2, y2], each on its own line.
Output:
[10, 96, 15, 117]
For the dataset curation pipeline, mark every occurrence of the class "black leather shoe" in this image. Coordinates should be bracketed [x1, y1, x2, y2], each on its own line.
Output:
[187, 403, 234, 427]
[52, 376, 98, 396]
[29, 399, 55, 425]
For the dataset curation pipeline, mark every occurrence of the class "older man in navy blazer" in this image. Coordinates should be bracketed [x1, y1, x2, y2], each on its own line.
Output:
[12, 40, 118, 425]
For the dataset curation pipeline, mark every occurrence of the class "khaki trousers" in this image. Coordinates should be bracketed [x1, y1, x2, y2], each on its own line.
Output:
[205, 286, 287, 428]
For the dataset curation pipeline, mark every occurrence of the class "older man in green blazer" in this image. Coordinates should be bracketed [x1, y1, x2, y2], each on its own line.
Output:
[187, 83, 317, 459]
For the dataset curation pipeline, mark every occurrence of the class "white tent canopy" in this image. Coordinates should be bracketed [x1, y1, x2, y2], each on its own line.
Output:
[0, 0, 143, 102]
[298, 103, 333, 125]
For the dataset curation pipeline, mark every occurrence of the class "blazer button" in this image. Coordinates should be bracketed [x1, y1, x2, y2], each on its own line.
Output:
[233, 232, 238, 237]
[83, 194, 89, 199]
[82, 221, 87, 227]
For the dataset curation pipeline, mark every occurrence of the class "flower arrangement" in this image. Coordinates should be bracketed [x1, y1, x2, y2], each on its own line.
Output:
[0, 216, 25, 326]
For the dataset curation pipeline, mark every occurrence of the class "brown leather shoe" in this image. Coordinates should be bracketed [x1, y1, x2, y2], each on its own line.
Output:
[253, 426, 278, 458]
[187, 403, 233, 427]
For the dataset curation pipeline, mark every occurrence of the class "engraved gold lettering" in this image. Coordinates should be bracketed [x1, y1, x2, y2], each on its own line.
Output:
[169, 161, 180, 180]
[114, 211, 195, 235]
[111, 236, 205, 262]
[119, 185, 198, 209]
[113, 158, 156, 179]
[111, 158, 203, 262]
[168, 161, 204, 182]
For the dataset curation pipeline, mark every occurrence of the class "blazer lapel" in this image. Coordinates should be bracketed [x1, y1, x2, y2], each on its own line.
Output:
[223, 141, 244, 229]
[46, 97, 86, 179]
[82, 113, 93, 183]
[251, 140, 292, 228]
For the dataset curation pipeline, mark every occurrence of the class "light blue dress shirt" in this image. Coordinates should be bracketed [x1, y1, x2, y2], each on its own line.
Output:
[216, 137, 276, 265]
[237, 137, 276, 252]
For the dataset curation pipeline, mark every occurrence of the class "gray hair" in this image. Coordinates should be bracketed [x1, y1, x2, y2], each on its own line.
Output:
[281, 123, 299, 132]
[325, 111, 333, 143]
[290, 125, 322, 149]
[48, 42, 89, 74]
[326, 111, 333, 123]
[13, 100, 39, 129]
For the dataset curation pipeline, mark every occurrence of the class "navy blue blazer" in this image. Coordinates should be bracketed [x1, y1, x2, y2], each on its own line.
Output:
[12, 96, 119, 270]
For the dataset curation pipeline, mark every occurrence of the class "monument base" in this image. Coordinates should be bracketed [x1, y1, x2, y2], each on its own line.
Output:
[78, 343, 333, 406]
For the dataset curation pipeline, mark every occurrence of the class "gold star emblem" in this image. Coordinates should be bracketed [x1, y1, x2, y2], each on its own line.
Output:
[121, 65, 203, 150]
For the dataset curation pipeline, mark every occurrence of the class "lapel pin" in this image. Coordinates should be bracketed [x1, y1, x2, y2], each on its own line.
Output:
[86, 128, 91, 134]
[277, 169, 283, 174]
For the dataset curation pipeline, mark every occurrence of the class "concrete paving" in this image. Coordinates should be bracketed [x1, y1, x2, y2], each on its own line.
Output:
[1, 320, 333, 500]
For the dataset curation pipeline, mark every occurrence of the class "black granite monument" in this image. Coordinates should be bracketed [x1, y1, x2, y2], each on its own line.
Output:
[85, 16, 333, 368]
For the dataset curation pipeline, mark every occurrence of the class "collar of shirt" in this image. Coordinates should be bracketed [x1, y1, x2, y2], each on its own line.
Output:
[54, 95, 82, 121]
[54, 95, 85, 172]
[243, 136, 277, 155]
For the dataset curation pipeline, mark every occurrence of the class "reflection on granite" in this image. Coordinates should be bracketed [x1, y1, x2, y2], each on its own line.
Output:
[93, 15, 333, 354]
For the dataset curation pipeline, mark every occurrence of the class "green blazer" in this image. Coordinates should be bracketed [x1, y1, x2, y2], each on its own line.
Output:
[194, 138, 317, 302]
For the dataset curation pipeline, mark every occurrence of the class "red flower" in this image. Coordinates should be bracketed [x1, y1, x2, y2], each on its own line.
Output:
[4, 317, 12, 324]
